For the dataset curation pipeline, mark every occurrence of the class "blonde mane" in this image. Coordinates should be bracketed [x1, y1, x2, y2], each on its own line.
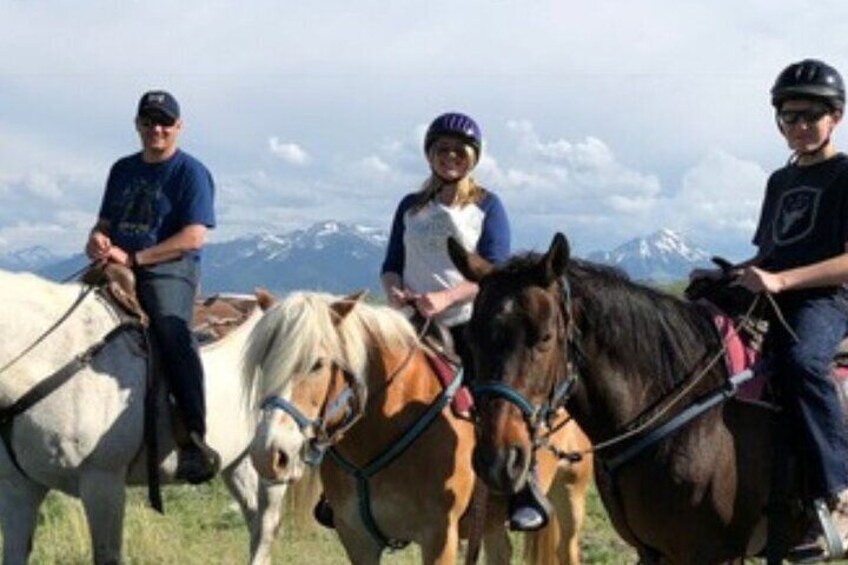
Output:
[242, 291, 419, 402]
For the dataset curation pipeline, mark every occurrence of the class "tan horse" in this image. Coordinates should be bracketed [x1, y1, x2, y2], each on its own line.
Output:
[243, 291, 592, 564]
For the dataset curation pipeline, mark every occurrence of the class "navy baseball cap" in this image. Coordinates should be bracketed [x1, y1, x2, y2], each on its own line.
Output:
[137, 90, 180, 121]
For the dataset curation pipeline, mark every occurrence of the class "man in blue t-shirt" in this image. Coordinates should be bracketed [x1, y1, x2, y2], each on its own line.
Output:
[85, 90, 219, 484]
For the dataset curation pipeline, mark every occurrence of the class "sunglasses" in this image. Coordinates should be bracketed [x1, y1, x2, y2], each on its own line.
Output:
[137, 115, 177, 129]
[432, 141, 471, 158]
[777, 107, 831, 127]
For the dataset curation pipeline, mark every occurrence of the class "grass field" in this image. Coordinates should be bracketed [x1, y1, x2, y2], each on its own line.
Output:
[3, 478, 636, 564]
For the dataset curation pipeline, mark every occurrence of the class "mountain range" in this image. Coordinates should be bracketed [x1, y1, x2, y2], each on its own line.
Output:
[0, 222, 713, 292]
[586, 228, 712, 283]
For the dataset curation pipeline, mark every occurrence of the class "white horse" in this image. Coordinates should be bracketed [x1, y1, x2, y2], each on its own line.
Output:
[0, 269, 286, 565]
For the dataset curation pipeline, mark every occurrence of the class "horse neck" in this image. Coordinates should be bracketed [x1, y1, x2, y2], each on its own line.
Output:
[566, 274, 724, 442]
[338, 343, 441, 457]
[0, 284, 119, 405]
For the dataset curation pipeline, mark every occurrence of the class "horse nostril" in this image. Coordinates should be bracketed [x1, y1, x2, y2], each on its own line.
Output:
[505, 444, 529, 489]
[273, 448, 289, 474]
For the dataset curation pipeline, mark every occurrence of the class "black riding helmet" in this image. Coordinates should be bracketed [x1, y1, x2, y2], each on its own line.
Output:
[771, 59, 845, 111]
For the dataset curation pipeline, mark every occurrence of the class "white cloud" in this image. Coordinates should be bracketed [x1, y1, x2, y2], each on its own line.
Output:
[353, 155, 391, 177]
[268, 138, 309, 165]
[1, 0, 846, 258]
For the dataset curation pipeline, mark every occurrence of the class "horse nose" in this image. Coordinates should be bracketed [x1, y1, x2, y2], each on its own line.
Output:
[273, 448, 290, 476]
[504, 443, 530, 489]
[472, 442, 529, 494]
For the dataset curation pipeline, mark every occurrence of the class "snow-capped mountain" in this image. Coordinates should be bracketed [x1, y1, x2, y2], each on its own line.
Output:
[21, 223, 714, 293]
[586, 229, 712, 282]
[201, 221, 388, 293]
[0, 246, 61, 272]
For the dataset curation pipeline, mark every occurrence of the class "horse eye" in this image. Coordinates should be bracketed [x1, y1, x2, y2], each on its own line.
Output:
[311, 359, 325, 372]
[540, 332, 553, 343]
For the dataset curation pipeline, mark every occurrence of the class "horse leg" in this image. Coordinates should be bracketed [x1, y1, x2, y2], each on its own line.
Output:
[420, 522, 460, 565]
[481, 522, 512, 565]
[549, 472, 589, 565]
[79, 469, 127, 565]
[335, 522, 384, 565]
[221, 454, 287, 565]
[0, 477, 47, 565]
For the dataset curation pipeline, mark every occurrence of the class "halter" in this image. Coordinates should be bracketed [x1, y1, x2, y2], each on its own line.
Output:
[259, 345, 463, 550]
[260, 362, 366, 466]
[470, 276, 582, 458]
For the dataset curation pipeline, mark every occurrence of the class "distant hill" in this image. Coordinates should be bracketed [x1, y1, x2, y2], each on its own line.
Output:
[0, 245, 62, 273]
[13, 223, 715, 293]
[586, 229, 712, 283]
[33, 221, 389, 295]
[200, 221, 387, 294]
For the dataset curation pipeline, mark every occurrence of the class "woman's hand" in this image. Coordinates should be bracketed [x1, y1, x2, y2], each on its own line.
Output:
[414, 289, 454, 318]
[388, 286, 416, 309]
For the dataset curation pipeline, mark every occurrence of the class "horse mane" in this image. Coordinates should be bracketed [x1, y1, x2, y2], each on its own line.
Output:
[567, 259, 723, 391]
[242, 291, 419, 402]
[492, 253, 722, 392]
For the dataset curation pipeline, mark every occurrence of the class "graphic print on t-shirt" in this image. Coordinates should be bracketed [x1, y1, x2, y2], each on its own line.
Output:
[115, 178, 163, 237]
[772, 186, 821, 246]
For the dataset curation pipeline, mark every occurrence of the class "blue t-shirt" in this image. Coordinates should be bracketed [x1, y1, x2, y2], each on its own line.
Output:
[98, 149, 215, 259]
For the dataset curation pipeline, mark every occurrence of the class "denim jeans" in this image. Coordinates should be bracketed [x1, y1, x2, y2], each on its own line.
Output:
[770, 289, 848, 498]
[135, 256, 207, 437]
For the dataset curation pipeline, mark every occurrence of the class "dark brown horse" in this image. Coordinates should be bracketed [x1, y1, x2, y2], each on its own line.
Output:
[448, 232, 811, 565]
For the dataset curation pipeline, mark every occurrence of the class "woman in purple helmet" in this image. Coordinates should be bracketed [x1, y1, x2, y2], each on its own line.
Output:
[381, 112, 510, 349]
[380, 112, 549, 532]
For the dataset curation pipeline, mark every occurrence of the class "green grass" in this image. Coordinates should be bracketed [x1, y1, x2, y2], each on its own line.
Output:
[2, 480, 635, 564]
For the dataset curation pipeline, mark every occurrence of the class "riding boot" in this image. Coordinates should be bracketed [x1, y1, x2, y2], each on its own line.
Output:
[176, 432, 221, 485]
[313, 494, 335, 529]
[508, 471, 553, 532]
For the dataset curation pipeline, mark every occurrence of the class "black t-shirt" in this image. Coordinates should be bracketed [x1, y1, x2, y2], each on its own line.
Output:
[753, 153, 848, 272]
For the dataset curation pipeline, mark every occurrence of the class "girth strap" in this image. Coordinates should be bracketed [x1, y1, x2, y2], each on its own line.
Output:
[0, 321, 142, 425]
[0, 320, 142, 485]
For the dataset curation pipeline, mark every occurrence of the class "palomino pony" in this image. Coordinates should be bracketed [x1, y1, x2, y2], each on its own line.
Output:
[447, 232, 815, 564]
[243, 291, 593, 564]
[0, 269, 287, 565]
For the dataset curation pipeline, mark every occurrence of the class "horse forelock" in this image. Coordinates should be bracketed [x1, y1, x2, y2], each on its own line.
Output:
[242, 291, 419, 401]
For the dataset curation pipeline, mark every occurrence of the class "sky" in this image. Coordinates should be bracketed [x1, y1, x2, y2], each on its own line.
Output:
[2, 0, 848, 261]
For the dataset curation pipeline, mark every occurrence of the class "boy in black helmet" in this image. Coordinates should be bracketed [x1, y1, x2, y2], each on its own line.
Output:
[693, 59, 848, 558]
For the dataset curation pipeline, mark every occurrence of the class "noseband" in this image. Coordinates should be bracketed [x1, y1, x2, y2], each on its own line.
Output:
[260, 363, 366, 466]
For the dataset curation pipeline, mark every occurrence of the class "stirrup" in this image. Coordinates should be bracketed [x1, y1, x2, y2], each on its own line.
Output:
[814, 498, 846, 560]
[508, 474, 552, 532]
[313, 495, 335, 529]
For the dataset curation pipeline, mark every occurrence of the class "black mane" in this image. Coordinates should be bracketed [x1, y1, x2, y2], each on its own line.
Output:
[494, 252, 724, 392]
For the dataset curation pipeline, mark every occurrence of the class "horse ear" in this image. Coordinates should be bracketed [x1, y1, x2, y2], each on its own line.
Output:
[447, 236, 493, 283]
[541, 232, 570, 283]
[331, 290, 368, 323]
[254, 288, 278, 311]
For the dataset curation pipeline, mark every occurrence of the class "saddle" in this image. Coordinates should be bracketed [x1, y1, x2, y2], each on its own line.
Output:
[83, 263, 256, 345]
[685, 263, 848, 411]
[408, 313, 473, 419]
[83, 263, 258, 445]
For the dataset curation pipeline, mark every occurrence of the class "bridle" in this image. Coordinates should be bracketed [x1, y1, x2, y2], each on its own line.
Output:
[260, 361, 367, 466]
[470, 276, 582, 459]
